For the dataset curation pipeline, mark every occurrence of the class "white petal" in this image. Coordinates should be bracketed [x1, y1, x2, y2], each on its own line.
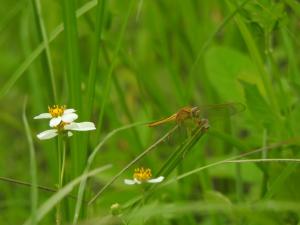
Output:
[34, 113, 52, 119]
[62, 113, 78, 123]
[64, 108, 76, 114]
[134, 178, 142, 184]
[64, 122, 96, 131]
[49, 117, 62, 127]
[124, 179, 137, 185]
[147, 176, 164, 183]
[67, 131, 73, 137]
[37, 129, 58, 140]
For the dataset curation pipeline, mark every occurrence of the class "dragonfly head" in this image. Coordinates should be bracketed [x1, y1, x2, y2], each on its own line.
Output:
[191, 107, 200, 117]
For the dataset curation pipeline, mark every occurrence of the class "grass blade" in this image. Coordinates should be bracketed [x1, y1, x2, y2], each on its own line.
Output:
[73, 122, 145, 224]
[61, 0, 83, 179]
[85, 0, 106, 119]
[186, 0, 250, 101]
[0, 0, 98, 100]
[23, 164, 112, 225]
[22, 99, 38, 225]
[88, 125, 179, 205]
[164, 137, 300, 185]
[95, 0, 135, 137]
[226, 0, 278, 112]
[31, 0, 57, 101]
[0, 176, 78, 200]
[156, 123, 209, 179]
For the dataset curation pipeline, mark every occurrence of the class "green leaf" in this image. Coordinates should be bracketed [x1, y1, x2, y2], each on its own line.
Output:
[240, 80, 276, 126]
[243, 0, 286, 33]
[205, 46, 261, 102]
[204, 190, 232, 206]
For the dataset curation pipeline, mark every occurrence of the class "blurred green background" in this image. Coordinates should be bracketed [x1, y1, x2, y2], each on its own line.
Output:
[1, 0, 300, 224]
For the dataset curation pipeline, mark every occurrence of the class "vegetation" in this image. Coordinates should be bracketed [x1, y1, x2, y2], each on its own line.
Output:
[1, 0, 300, 224]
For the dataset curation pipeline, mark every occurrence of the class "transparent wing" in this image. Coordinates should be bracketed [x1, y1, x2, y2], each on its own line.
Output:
[194, 102, 246, 121]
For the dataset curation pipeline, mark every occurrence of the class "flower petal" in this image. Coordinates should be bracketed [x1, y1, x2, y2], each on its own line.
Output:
[34, 113, 51, 119]
[49, 117, 62, 127]
[64, 108, 76, 114]
[124, 179, 137, 185]
[37, 129, 58, 140]
[62, 113, 78, 123]
[147, 176, 164, 183]
[64, 122, 96, 131]
[134, 178, 142, 184]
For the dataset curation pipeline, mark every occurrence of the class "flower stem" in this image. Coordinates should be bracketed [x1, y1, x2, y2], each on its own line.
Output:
[141, 187, 146, 224]
[88, 125, 179, 205]
[56, 136, 65, 225]
[60, 140, 66, 187]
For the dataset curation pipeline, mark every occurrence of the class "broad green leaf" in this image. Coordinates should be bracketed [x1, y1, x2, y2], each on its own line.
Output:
[240, 80, 276, 126]
[205, 46, 263, 102]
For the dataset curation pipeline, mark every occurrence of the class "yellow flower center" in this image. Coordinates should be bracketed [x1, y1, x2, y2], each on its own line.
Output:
[133, 167, 152, 182]
[48, 105, 66, 117]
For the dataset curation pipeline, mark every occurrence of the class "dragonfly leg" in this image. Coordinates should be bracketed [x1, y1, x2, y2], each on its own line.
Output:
[199, 118, 210, 131]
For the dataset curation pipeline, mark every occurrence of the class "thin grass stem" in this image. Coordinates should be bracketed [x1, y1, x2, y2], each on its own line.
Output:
[73, 122, 145, 224]
[22, 99, 38, 225]
[88, 125, 179, 205]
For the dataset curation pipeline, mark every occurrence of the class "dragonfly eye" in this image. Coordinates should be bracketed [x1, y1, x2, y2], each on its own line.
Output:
[191, 107, 199, 117]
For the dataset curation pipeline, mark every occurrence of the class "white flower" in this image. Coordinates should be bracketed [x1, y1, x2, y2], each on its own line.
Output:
[124, 167, 164, 185]
[34, 105, 78, 127]
[124, 177, 164, 185]
[37, 122, 96, 140]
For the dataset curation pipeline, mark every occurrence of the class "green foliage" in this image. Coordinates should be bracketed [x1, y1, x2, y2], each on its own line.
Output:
[0, 0, 300, 224]
[240, 80, 276, 127]
[244, 0, 286, 33]
[205, 46, 259, 102]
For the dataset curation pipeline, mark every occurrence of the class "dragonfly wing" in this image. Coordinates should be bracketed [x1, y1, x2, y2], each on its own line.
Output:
[148, 113, 177, 127]
[197, 102, 245, 121]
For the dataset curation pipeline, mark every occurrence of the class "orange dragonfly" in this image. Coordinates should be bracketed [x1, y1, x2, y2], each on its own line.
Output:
[148, 102, 245, 127]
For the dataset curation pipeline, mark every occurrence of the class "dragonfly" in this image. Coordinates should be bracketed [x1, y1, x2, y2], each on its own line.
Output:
[148, 102, 245, 127]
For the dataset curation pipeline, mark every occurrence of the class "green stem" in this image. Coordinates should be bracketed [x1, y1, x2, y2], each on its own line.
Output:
[261, 128, 268, 198]
[55, 137, 61, 225]
[120, 217, 128, 225]
[141, 187, 146, 224]
[61, 0, 82, 180]
[0, 176, 78, 200]
[56, 136, 64, 225]
[227, 0, 279, 113]
[32, 0, 57, 102]
[88, 125, 179, 205]
[102, 45, 144, 153]
[73, 122, 145, 224]
[86, 0, 106, 119]
[23, 99, 38, 225]
[95, 0, 134, 138]
[60, 140, 67, 188]
[57, 138, 62, 188]
[187, 0, 250, 101]
[164, 136, 300, 185]
[0, 0, 99, 100]
[234, 147, 243, 202]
